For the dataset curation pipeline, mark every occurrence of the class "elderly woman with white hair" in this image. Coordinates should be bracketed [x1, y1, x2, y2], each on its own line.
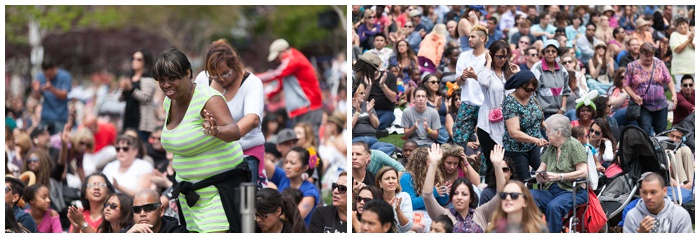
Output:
[529, 114, 588, 233]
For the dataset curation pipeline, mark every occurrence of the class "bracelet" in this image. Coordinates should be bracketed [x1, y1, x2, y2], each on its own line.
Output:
[427, 128, 433, 134]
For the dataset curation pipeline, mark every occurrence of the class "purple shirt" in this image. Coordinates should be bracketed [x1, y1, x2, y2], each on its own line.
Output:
[450, 207, 484, 233]
[623, 58, 671, 111]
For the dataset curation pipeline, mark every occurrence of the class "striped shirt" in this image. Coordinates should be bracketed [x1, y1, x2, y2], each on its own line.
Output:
[161, 84, 244, 232]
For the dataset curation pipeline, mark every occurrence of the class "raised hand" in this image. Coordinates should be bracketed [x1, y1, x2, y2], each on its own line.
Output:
[423, 118, 430, 132]
[202, 109, 219, 137]
[32, 80, 41, 92]
[428, 143, 442, 164]
[490, 144, 505, 165]
[367, 99, 376, 113]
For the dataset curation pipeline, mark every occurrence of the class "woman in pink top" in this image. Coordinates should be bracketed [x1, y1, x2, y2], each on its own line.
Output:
[67, 173, 115, 233]
[24, 184, 62, 233]
[418, 23, 447, 68]
[607, 68, 634, 127]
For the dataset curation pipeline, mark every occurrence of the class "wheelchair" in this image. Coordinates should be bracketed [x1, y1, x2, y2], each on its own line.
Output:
[526, 176, 590, 233]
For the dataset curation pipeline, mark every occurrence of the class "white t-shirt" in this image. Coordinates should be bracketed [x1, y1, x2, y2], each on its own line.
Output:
[456, 50, 486, 106]
[102, 159, 153, 193]
[195, 71, 265, 151]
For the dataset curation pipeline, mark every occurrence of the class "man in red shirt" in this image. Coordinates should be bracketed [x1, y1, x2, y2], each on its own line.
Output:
[258, 38, 323, 138]
[82, 115, 117, 153]
[673, 75, 694, 125]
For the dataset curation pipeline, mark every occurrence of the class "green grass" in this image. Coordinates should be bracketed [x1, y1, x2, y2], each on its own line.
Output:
[379, 133, 406, 148]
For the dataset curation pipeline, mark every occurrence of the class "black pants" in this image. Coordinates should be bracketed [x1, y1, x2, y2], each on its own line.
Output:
[476, 128, 497, 178]
[505, 147, 541, 182]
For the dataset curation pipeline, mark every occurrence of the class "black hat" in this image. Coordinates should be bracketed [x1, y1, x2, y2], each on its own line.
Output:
[504, 70, 536, 90]
[30, 125, 50, 139]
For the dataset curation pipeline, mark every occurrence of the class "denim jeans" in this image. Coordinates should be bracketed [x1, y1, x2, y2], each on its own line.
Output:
[505, 148, 541, 183]
[245, 156, 259, 188]
[638, 106, 668, 136]
[352, 136, 396, 156]
[375, 109, 396, 130]
[530, 183, 589, 233]
[611, 107, 638, 127]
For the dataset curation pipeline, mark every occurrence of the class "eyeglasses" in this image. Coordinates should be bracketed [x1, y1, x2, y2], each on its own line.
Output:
[151, 136, 161, 141]
[132, 57, 143, 62]
[104, 202, 119, 210]
[683, 83, 693, 88]
[255, 212, 271, 220]
[562, 60, 573, 65]
[332, 183, 347, 194]
[589, 129, 602, 137]
[522, 87, 536, 93]
[519, 41, 529, 44]
[87, 183, 108, 188]
[544, 49, 558, 55]
[366, 16, 376, 19]
[208, 69, 233, 80]
[499, 192, 525, 200]
[427, 80, 439, 85]
[493, 55, 507, 60]
[132, 203, 161, 214]
[116, 147, 130, 152]
[29, 157, 40, 163]
[355, 196, 373, 204]
[5, 186, 10, 194]
[404, 25, 414, 28]
[502, 167, 511, 173]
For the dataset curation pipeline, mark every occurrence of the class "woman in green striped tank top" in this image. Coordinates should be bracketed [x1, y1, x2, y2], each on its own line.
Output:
[153, 48, 248, 233]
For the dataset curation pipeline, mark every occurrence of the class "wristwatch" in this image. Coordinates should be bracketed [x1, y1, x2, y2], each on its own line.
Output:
[81, 222, 89, 230]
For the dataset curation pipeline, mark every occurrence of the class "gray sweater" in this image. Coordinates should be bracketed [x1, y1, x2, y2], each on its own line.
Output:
[531, 60, 571, 114]
[623, 196, 693, 233]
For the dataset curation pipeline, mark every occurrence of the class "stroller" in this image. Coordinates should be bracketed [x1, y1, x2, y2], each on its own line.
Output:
[655, 127, 695, 222]
[596, 126, 672, 233]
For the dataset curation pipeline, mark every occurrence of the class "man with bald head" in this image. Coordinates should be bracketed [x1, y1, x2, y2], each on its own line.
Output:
[123, 189, 187, 233]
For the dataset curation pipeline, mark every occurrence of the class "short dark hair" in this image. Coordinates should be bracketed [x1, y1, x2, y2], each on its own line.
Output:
[403, 139, 418, 148]
[352, 141, 370, 154]
[433, 214, 454, 233]
[526, 46, 538, 55]
[41, 60, 57, 70]
[374, 33, 387, 41]
[363, 200, 397, 233]
[487, 17, 498, 25]
[681, 74, 694, 83]
[640, 172, 666, 188]
[5, 177, 25, 205]
[586, 22, 597, 30]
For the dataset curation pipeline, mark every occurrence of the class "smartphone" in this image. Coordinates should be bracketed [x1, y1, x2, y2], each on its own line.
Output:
[536, 171, 548, 176]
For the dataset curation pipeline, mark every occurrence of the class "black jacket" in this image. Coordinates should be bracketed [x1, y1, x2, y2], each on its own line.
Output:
[120, 216, 188, 233]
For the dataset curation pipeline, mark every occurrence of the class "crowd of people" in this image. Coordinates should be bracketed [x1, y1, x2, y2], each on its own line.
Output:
[6, 37, 348, 233]
[352, 5, 694, 233]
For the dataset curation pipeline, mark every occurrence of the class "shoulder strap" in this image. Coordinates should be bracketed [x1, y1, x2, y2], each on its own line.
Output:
[641, 61, 655, 97]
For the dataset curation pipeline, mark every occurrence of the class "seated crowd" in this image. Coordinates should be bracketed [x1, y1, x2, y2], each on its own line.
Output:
[352, 5, 694, 233]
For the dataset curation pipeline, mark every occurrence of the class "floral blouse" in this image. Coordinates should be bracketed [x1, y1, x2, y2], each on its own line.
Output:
[450, 207, 484, 233]
[502, 94, 544, 153]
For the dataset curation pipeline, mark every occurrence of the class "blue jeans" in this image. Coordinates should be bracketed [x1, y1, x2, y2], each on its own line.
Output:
[245, 156, 259, 188]
[530, 183, 589, 233]
[375, 109, 395, 130]
[505, 148, 541, 183]
[352, 136, 396, 156]
[638, 106, 668, 136]
[40, 119, 66, 135]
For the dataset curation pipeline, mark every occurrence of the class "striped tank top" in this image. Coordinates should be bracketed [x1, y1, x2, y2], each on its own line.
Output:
[161, 83, 244, 232]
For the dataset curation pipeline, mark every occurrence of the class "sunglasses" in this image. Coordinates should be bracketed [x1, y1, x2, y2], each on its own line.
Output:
[79, 141, 92, 146]
[607, 104, 613, 108]
[208, 69, 233, 80]
[522, 87, 536, 93]
[427, 80, 439, 84]
[29, 157, 40, 163]
[493, 55, 507, 60]
[255, 212, 271, 220]
[544, 49, 558, 55]
[104, 202, 119, 210]
[116, 147, 130, 152]
[562, 60, 573, 65]
[404, 25, 414, 28]
[332, 183, 347, 194]
[589, 129, 602, 137]
[132, 203, 161, 214]
[366, 16, 376, 19]
[519, 41, 529, 44]
[499, 192, 525, 200]
[151, 136, 161, 141]
[5, 186, 11, 194]
[502, 167, 511, 173]
[87, 183, 108, 188]
[683, 83, 693, 88]
[355, 196, 373, 204]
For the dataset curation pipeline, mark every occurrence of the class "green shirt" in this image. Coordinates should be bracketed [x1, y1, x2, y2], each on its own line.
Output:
[541, 137, 587, 191]
[368, 150, 405, 175]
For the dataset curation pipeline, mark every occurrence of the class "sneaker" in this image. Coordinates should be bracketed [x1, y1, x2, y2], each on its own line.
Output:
[376, 129, 390, 138]
[386, 124, 404, 135]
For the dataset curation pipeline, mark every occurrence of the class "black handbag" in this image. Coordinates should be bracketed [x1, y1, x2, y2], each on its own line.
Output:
[626, 62, 655, 122]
